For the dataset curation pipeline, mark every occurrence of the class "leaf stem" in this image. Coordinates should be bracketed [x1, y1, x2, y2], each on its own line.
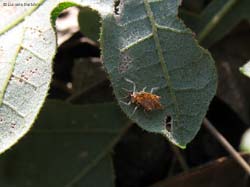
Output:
[197, 0, 239, 42]
[203, 118, 250, 175]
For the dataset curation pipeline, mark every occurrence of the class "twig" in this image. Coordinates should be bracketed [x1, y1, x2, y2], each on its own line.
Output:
[170, 144, 189, 172]
[203, 118, 250, 175]
[197, 0, 239, 42]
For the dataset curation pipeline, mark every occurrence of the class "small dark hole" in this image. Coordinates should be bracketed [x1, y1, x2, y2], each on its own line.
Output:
[165, 123, 171, 132]
[165, 115, 172, 132]
[165, 115, 172, 123]
[114, 0, 120, 15]
[58, 11, 69, 18]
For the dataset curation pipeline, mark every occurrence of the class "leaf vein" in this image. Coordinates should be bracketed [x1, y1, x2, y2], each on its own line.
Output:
[0, 0, 46, 35]
[11, 74, 38, 89]
[156, 23, 191, 34]
[2, 101, 25, 118]
[21, 44, 47, 62]
[120, 33, 153, 52]
[144, 0, 180, 126]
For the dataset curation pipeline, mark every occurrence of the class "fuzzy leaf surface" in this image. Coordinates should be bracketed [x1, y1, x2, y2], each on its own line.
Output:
[0, 0, 113, 153]
[101, 0, 217, 147]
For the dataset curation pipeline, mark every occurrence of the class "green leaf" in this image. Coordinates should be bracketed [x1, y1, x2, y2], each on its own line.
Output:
[239, 60, 250, 78]
[78, 7, 101, 42]
[0, 100, 129, 186]
[200, 0, 250, 46]
[240, 129, 250, 152]
[181, 0, 250, 46]
[0, 0, 113, 153]
[101, 0, 217, 147]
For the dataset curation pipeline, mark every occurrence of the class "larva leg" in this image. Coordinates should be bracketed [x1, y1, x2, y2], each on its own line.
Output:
[131, 106, 138, 116]
[120, 100, 131, 106]
[124, 78, 136, 93]
[122, 88, 132, 92]
[150, 87, 159, 93]
[119, 94, 130, 99]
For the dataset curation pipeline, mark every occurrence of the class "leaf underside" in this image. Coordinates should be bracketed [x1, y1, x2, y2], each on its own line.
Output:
[101, 0, 217, 147]
[0, 0, 113, 153]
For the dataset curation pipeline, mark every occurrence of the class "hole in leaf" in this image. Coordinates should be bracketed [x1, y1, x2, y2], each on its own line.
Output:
[58, 11, 69, 18]
[114, 0, 120, 15]
[165, 115, 172, 132]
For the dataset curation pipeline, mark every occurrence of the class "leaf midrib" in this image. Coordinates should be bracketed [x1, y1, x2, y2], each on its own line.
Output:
[0, 0, 46, 35]
[0, 28, 25, 105]
[143, 0, 180, 125]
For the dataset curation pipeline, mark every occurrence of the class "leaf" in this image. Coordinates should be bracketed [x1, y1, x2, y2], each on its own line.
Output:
[240, 129, 250, 152]
[181, 0, 250, 46]
[101, 0, 217, 147]
[0, 100, 129, 186]
[78, 7, 101, 42]
[0, 0, 113, 153]
[182, 0, 205, 13]
[239, 60, 250, 78]
[200, 0, 250, 47]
